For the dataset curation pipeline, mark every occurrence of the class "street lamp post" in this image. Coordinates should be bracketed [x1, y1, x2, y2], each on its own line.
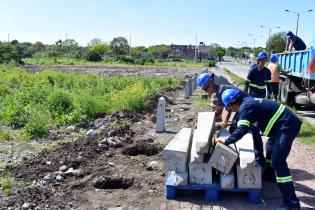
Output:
[285, 9, 313, 36]
[260, 26, 280, 53]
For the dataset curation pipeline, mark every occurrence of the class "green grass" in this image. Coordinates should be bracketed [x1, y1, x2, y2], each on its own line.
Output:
[23, 57, 208, 67]
[223, 68, 245, 88]
[191, 95, 212, 109]
[0, 129, 12, 141]
[0, 178, 11, 197]
[0, 65, 181, 139]
[298, 119, 315, 148]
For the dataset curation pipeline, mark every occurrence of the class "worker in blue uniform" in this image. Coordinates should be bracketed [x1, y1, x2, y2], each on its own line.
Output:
[286, 31, 306, 52]
[244, 52, 272, 98]
[216, 89, 302, 210]
[197, 72, 266, 167]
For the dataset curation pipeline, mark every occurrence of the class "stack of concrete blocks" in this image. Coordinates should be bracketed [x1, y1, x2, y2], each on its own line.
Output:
[217, 128, 235, 189]
[208, 127, 238, 189]
[163, 128, 193, 186]
[189, 112, 215, 184]
[235, 133, 262, 189]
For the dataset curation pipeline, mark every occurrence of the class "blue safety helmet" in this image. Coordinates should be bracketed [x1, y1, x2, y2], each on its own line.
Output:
[286, 31, 294, 37]
[222, 89, 242, 107]
[257, 52, 268, 61]
[197, 73, 214, 88]
[269, 54, 278, 63]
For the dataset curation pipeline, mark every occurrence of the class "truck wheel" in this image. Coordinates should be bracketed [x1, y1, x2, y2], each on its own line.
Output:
[281, 80, 295, 106]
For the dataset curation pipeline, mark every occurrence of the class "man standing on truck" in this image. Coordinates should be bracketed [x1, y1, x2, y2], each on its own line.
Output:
[217, 89, 302, 210]
[286, 31, 306, 51]
[244, 52, 272, 98]
[267, 54, 282, 101]
[197, 72, 266, 167]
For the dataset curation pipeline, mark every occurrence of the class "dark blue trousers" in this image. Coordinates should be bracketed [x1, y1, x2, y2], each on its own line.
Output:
[266, 118, 302, 208]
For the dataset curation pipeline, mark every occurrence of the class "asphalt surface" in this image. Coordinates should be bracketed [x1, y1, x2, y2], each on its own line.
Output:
[221, 60, 315, 125]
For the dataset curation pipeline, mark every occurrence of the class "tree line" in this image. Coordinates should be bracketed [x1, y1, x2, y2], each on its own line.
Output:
[0, 32, 287, 64]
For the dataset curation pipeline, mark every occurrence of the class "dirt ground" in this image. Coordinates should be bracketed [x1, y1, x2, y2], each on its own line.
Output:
[0, 66, 314, 210]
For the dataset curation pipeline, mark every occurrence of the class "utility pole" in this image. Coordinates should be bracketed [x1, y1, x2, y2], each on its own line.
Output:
[7, 34, 9, 42]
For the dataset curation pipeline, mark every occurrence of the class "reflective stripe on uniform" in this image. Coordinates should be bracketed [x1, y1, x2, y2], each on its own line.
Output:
[266, 159, 272, 164]
[249, 83, 266, 90]
[263, 104, 285, 136]
[264, 80, 272, 83]
[237, 120, 250, 127]
[246, 79, 251, 82]
[276, 175, 293, 183]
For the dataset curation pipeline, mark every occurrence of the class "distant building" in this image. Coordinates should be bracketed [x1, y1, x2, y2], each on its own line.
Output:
[169, 44, 196, 58]
[169, 43, 211, 59]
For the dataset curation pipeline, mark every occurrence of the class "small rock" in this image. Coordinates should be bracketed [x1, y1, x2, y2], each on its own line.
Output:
[65, 167, 75, 176]
[22, 156, 28, 161]
[73, 169, 83, 176]
[59, 165, 69, 172]
[22, 202, 30, 209]
[99, 143, 108, 150]
[114, 140, 123, 148]
[46, 161, 52, 165]
[53, 171, 65, 177]
[75, 156, 83, 163]
[86, 129, 97, 137]
[146, 161, 160, 171]
[99, 138, 108, 144]
[66, 125, 75, 131]
[56, 175, 65, 182]
[108, 162, 115, 166]
[43, 174, 54, 182]
[99, 125, 106, 130]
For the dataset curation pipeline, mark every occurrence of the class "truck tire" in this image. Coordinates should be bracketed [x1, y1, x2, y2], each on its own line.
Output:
[280, 79, 295, 106]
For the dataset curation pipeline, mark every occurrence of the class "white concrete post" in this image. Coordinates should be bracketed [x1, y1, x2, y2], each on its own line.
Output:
[188, 78, 192, 96]
[184, 80, 190, 99]
[191, 76, 196, 91]
[155, 97, 165, 133]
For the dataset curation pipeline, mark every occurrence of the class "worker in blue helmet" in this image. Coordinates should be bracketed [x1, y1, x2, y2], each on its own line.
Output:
[285, 31, 306, 52]
[244, 52, 272, 98]
[197, 73, 266, 167]
[217, 89, 302, 210]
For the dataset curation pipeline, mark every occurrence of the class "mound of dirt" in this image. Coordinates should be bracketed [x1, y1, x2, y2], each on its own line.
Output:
[111, 109, 144, 122]
[122, 138, 162, 156]
[10, 137, 101, 183]
[92, 176, 134, 189]
[145, 92, 175, 112]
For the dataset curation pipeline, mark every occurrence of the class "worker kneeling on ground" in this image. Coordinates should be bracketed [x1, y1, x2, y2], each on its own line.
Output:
[244, 52, 272, 99]
[216, 89, 302, 210]
[196, 72, 266, 167]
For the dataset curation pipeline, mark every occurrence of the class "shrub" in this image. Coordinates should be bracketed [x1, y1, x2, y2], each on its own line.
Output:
[0, 102, 28, 127]
[24, 106, 50, 139]
[208, 61, 216, 67]
[0, 129, 12, 141]
[0, 178, 11, 197]
[46, 89, 73, 117]
[85, 50, 102, 62]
